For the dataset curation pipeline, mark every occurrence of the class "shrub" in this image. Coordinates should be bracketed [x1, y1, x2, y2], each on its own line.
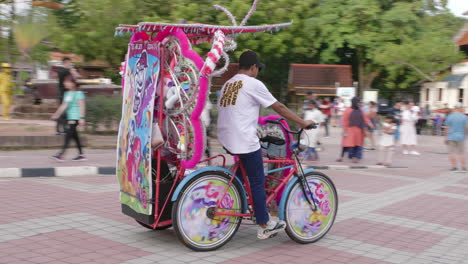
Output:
[85, 95, 122, 133]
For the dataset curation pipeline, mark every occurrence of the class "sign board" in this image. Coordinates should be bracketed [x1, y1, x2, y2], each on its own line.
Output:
[336, 87, 355, 107]
[363, 90, 378, 104]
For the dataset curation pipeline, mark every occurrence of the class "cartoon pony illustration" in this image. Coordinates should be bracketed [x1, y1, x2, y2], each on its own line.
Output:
[130, 50, 158, 128]
[126, 137, 142, 195]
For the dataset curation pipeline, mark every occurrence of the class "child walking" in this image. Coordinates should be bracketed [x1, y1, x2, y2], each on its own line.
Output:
[303, 100, 323, 161]
[377, 115, 397, 166]
[51, 75, 86, 161]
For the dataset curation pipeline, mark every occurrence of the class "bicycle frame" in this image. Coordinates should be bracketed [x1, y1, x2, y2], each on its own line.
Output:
[213, 153, 301, 218]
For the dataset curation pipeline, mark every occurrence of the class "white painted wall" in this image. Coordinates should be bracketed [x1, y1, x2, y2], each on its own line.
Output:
[420, 62, 468, 109]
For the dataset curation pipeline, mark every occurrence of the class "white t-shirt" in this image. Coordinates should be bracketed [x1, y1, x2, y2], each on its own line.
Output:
[217, 74, 277, 154]
[379, 122, 396, 147]
[335, 102, 345, 115]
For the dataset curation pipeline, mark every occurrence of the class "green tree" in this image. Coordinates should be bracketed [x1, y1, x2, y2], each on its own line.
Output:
[308, 0, 465, 91]
[44, 0, 465, 98]
[51, 0, 82, 29]
[375, 11, 465, 89]
[163, 0, 320, 97]
[48, 0, 138, 67]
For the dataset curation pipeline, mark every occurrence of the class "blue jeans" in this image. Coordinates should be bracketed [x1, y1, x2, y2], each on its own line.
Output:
[305, 147, 318, 160]
[348, 146, 363, 160]
[394, 125, 400, 140]
[235, 148, 269, 225]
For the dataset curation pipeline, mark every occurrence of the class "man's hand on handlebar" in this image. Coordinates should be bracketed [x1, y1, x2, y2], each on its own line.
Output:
[301, 120, 316, 130]
[265, 118, 316, 134]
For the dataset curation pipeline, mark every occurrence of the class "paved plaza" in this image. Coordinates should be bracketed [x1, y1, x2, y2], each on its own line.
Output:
[1, 128, 468, 263]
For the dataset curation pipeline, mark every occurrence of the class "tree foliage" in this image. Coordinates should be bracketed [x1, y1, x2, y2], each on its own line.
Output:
[4, 0, 465, 97]
[308, 0, 465, 91]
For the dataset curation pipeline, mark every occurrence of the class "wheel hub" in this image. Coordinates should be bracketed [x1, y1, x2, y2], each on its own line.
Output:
[206, 207, 216, 219]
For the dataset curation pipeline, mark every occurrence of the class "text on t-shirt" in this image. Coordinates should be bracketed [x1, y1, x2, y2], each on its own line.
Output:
[219, 80, 243, 107]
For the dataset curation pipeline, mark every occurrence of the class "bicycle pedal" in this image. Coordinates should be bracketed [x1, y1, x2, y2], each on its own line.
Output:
[268, 233, 278, 239]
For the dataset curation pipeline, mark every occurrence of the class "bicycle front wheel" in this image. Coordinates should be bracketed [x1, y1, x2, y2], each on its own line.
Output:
[172, 171, 243, 251]
[284, 171, 338, 244]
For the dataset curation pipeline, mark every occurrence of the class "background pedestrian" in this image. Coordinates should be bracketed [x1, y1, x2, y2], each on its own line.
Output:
[444, 103, 468, 172]
[51, 75, 86, 161]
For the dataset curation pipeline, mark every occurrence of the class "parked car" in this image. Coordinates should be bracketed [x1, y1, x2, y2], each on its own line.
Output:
[377, 98, 392, 115]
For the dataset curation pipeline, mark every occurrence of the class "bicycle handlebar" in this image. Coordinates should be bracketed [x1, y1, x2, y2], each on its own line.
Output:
[265, 119, 316, 135]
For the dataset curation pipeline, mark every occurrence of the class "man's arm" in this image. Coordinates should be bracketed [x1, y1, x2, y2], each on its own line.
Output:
[271, 101, 314, 128]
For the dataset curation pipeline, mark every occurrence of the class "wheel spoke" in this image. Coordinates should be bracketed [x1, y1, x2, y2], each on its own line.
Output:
[173, 173, 243, 251]
[284, 173, 337, 243]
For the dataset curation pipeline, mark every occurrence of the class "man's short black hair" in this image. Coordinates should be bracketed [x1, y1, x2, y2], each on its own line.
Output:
[370, 101, 376, 106]
[62, 57, 71, 62]
[307, 91, 316, 95]
[239, 51, 265, 71]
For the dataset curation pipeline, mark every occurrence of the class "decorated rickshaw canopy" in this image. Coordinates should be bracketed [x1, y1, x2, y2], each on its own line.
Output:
[115, 22, 292, 44]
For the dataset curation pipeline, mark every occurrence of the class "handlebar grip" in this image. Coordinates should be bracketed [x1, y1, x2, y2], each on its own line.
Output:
[305, 124, 317, 130]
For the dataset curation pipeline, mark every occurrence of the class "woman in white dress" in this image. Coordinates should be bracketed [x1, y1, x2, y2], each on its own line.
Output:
[400, 101, 420, 155]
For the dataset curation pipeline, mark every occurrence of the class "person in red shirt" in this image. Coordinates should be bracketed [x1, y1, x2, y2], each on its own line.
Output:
[319, 97, 332, 137]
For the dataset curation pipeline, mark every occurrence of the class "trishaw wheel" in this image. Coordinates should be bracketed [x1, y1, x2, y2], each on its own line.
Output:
[135, 220, 172, 230]
[284, 171, 338, 244]
[172, 171, 244, 251]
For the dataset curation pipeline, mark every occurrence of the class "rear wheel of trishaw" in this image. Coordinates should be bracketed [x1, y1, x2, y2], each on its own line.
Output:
[283, 171, 338, 244]
[172, 171, 244, 251]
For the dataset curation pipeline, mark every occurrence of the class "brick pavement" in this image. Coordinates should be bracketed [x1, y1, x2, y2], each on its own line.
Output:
[1, 164, 468, 264]
[2, 125, 468, 263]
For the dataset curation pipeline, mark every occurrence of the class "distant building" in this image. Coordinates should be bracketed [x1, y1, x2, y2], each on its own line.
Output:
[420, 24, 468, 109]
[210, 63, 354, 109]
[287, 64, 353, 109]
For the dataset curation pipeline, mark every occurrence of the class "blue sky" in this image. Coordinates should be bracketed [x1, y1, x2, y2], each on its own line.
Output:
[448, 0, 467, 17]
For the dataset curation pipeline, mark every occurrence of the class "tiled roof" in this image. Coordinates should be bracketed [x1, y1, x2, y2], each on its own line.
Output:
[288, 64, 353, 91]
[210, 63, 239, 91]
[454, 24, 468, 46]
